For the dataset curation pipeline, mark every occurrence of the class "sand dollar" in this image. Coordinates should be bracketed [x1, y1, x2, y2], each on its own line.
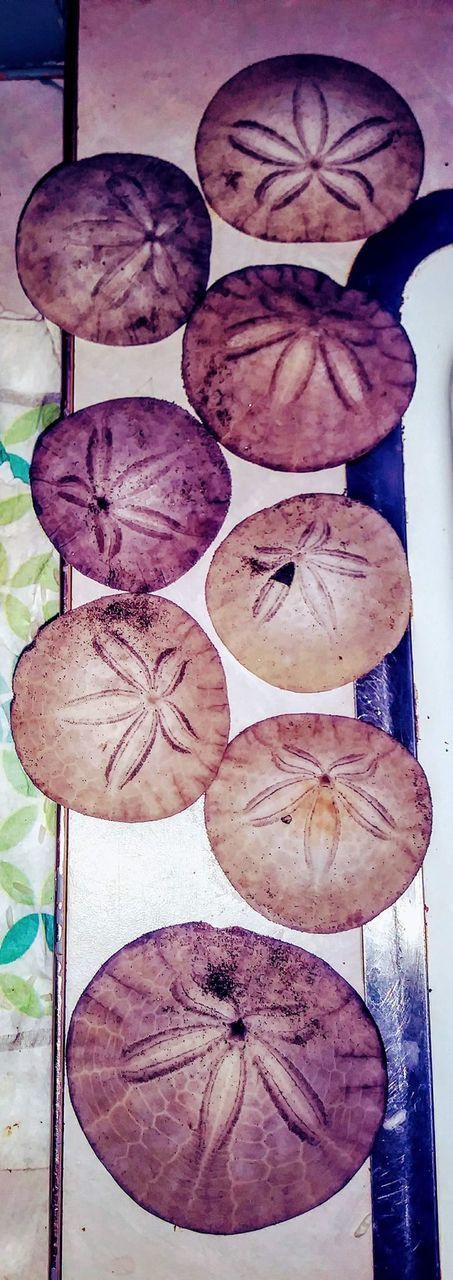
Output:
[16, 153, 211, 345]
[67, 921, 387, 1232]
[196, 55, 424, 242]
[31, 397, 231, 593]
[11, 595, 229, 821]
[205, 715, 432, 933]
[182, 265, 416, 471]
[205, 493, 411, 692]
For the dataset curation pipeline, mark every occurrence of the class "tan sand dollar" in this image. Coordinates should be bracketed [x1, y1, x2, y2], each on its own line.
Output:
[195, 55, 424, 243]
[16, 153, 211, 345]
[182, 264, 416, 471]
[205, 715, 432, 933]
[11, 594, 229, 822]
[67, 922, 387, 1232]
[205, 493, 411, 692]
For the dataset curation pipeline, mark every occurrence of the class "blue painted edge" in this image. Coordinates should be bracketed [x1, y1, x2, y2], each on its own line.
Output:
[347, 190, 453, 1279]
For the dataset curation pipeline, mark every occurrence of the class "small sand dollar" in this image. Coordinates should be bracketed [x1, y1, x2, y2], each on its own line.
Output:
[16, 153, 211, 345]
[205, 716, 432, 933]
[67, 922, 387, 1233]
[11, 595, 229, 821]
[31, 398, 231, 593]
[182, 265, 416, 471]
[196, 55, 424, 242]
[205, 493, 411, 692]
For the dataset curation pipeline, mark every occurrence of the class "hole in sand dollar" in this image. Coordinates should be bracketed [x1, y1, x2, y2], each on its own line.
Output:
[205, 492, 411, 693]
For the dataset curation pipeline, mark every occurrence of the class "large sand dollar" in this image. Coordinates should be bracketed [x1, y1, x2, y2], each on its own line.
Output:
[67, 922, 387, 1233]
[31, 397, 231, 593]
[16, 153, 211, 345]
[196, 55, 424, 242]
[11, 595, 229, 821]
[205, 493, 411, 692]
[182, 265, 416, 471]
[205, 715, 432, 933]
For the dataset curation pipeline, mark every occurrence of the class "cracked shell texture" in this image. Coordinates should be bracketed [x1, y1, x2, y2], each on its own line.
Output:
[195, 54, 424, 243]
[16, 153, 211, 345]
[66, 921, 387, 1233]
[205, 715, 432, 933]
[205, 493, 411, 693]
[30, 397, 231, 593]
[182, 264, 416, 471]
[11, 594, 229, 822]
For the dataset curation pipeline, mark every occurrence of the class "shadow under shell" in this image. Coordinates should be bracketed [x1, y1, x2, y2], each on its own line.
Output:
[195, 54, 424, 243]
[31, 398, 231, 593]
[205, 714, 432, 933]
[11, 594, 230, 822]
[66, 922, 387, 1233]
[16, 153, 212, 345]
[182, 264, 416, 471]
[205, 492, 411, 693]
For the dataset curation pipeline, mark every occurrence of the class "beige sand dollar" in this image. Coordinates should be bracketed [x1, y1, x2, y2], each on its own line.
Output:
[205, 493, 411, 692]
[205, 714, 432, 932]
[196, 54, 424, 242]
[11, 594, 229, 822]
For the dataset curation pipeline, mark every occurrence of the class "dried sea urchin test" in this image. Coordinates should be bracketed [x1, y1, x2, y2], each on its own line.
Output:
[66, 922, 387, 1233]
[205, 715, 432, 933]
[195, 55, 423, 243]
[11, 595, 229, 822]
[31, 398, 231, 593]
[182, 265, 416, 471]
[205, 493, 411, 693]
[16, 153, 211, 345]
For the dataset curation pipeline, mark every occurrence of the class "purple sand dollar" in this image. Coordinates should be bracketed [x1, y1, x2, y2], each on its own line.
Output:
[31, 398, 231, 593]
[182, 264, 416, 471]
[16, 153, 212, 345]
[67, 922, 387, 1233]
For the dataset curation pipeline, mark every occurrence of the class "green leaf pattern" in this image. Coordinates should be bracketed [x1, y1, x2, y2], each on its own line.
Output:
[1, 399, 60, 1021]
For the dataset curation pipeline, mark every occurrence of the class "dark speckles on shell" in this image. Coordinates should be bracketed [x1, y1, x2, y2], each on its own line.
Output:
[66, 922, 387, 1233]
[11, 594, 230, 822]
[195, 55, 424, 242]
[30, 397, 231, 594]
[182, 264, 416, 472]
[16, 153, 212, 345]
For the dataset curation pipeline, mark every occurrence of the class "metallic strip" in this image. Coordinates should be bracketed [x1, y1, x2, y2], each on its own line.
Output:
[346, 190, 453, 1279]
[48, 2, 78, 1277]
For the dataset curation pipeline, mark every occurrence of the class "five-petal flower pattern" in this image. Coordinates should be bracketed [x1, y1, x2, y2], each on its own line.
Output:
[119, 974, 329, 1167]
[244, 743, 396, 880]
[182, 264, 416, 472]
[69, 173, 189, 311]
[51, 419, 183, 561]
[61, 630, 197, 790]
[229, 80, 399, 217]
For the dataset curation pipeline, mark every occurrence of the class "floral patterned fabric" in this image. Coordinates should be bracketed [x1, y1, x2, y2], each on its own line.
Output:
[0, 394, 59, 1020]
[0, 72, 62, 1280]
